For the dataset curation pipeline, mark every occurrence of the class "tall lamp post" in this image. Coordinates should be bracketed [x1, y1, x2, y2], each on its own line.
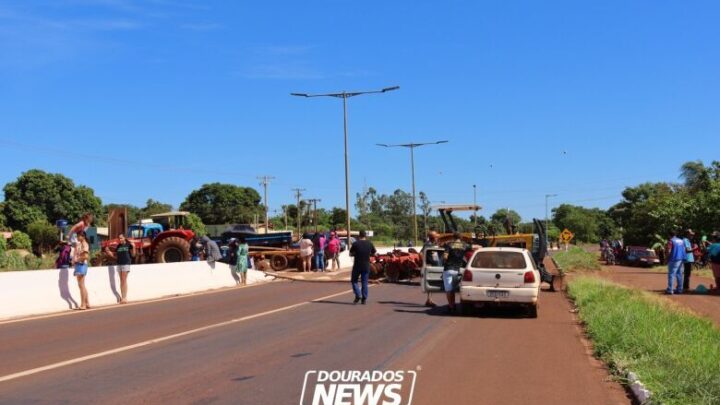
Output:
[473, 184, 478, 227]
[377, 141, 449, 244]
[291, 86, 399, 244]
[545, 194, 558, 249]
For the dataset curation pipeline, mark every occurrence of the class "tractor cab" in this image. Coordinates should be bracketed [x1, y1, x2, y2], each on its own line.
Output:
[150, 211, 191, 231]
[128, 222, 164, 239]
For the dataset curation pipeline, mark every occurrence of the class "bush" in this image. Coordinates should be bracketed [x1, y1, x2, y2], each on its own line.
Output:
[27, 220, 59, 252]
[0, 236, 6, 256]
[8, 231, 32, 250]
[553, 246, 601, 272]
[23, 254, 43, 270]
[1, 251, 26, 271]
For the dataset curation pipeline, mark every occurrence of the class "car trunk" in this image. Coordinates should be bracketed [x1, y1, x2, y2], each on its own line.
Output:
[466, 251, 529, 288]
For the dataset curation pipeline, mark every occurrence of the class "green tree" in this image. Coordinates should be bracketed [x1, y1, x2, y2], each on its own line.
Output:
[329, 207, 346, 228]
[140, 199, 173, 218]
[490, 209, 522, 233]
[8, 231, 32, 250]
[0, 202, 6, 230]
[2, 170, 102, 232]
[26, 220, 59, 253]
[180, 183, 262, 225]
[185, 213, 207, 237]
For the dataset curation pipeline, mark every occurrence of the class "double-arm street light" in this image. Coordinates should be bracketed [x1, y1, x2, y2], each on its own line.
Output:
[376, 140, 449, 244]
[291, 86, 399, 244]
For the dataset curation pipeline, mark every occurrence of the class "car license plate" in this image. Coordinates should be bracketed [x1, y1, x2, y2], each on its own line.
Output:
[487, 290, 509, 298]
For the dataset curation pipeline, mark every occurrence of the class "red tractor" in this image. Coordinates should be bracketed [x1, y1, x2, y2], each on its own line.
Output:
[100, 211, 195, 265]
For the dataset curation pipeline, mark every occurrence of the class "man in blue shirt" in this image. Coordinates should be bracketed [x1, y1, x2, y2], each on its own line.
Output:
[666, 229, 686, 294]
[682, 229, 695, 292]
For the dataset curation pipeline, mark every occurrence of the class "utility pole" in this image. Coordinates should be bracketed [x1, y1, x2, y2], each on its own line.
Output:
[282, 205, 288, 230]
[473, 184, 477, 228]
[292, 188, 305, 238]
[307, 198, 322, 233]
[257, 176, 275, 234]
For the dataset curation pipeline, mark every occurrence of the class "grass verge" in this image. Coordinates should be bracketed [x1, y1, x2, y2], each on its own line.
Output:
[553, 246, 601, 272]
[568, 276, 720, 405]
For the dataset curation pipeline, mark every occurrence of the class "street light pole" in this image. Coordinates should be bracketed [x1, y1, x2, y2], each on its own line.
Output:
[473, 184, 477, 227]
[377, 140, 449, 245]
[292, 86, 399, 245]
[545, 193, 558, 249]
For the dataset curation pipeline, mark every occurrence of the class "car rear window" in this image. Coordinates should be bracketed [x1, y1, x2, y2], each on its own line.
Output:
[471, 251, 527, 269]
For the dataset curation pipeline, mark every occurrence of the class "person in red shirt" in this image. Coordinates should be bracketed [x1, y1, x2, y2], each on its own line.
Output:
[326, 232, 341, 271]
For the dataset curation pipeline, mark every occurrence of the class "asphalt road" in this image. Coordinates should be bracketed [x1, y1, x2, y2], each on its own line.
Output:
[0, 280, 630, 405]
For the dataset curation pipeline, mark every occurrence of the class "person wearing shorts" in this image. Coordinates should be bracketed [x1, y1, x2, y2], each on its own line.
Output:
[114, 234, 134, 304]
[73, 231, 91, 310]
[299, 234, 313, 272]
[326, 232, 341, 271]
[442, 231, 472, 314]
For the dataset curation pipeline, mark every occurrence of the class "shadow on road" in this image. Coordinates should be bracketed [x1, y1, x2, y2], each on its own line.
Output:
[312, 300, 357, 306]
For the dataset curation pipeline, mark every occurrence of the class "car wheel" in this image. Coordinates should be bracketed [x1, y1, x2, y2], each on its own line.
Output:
[528, 303, 538, 318]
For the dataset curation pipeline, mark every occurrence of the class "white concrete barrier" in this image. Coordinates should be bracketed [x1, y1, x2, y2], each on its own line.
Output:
[0, 261, 268, 321]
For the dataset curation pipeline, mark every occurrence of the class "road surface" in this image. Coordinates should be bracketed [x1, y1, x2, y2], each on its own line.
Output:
[0, 280, 630, 404]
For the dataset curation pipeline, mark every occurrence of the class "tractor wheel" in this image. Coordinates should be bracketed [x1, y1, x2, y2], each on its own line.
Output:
[153, 237, 191, 263]
[270, 254, 289, 271]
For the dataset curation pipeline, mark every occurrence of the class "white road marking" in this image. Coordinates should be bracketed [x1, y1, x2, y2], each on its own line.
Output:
[0, 288, 361, 383]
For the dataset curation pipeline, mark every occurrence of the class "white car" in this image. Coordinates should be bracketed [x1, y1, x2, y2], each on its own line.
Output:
[459, 247, 540, 317]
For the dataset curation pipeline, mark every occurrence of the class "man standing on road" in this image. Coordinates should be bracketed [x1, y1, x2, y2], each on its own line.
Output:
[683, 229, 695, 292]
[666, 229, 686, 294]
[442, 231, 472, 313]
[326, 231, 341, 271]
[201, 236, 222, 265]
[350, 230, 376, 305]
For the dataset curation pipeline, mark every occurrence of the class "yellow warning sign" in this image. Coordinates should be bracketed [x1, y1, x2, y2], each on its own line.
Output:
[559, 229, 574, 243]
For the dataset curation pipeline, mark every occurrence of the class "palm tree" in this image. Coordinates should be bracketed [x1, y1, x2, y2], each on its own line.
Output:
[680, 160, 710, 193]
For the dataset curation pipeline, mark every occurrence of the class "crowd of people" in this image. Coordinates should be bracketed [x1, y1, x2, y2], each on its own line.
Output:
[666, 228, 720, 294]
[298, 231, 342, 272]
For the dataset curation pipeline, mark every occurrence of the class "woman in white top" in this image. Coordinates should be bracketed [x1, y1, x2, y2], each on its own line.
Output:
[299, 234, 314, 272]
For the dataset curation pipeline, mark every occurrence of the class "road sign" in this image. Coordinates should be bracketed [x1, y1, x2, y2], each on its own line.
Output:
[560, 229, 574, 243]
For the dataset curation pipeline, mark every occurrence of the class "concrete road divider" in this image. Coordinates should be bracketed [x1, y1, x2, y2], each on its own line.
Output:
[0, 262, 268, 321]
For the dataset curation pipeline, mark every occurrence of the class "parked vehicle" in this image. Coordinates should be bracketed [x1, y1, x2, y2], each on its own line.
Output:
[623, 246, 660, 267]
[458, 247, 540, 317]
[220, 224, 292, 248]
[99, 212, 195, 264]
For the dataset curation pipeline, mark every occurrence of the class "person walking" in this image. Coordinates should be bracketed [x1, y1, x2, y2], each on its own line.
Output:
[666, 229, 686, 294]
[442, 231, 472, 313]
[113, 234, 134, 304]
[683, 229, 695, 292]
[299, 233, 313, 272]
[73, 231, 91, 310]
[235, 236, 249, 286]
[350, 230, 376, 305]
[326, 231, 341, 271]
[313, 232, 326, 272]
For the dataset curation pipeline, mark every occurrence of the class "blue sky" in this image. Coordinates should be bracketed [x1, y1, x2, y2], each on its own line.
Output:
[1, 0, 718, 222]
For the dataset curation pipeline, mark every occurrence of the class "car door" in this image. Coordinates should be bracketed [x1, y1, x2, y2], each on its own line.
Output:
[422, 247, 446, 293]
